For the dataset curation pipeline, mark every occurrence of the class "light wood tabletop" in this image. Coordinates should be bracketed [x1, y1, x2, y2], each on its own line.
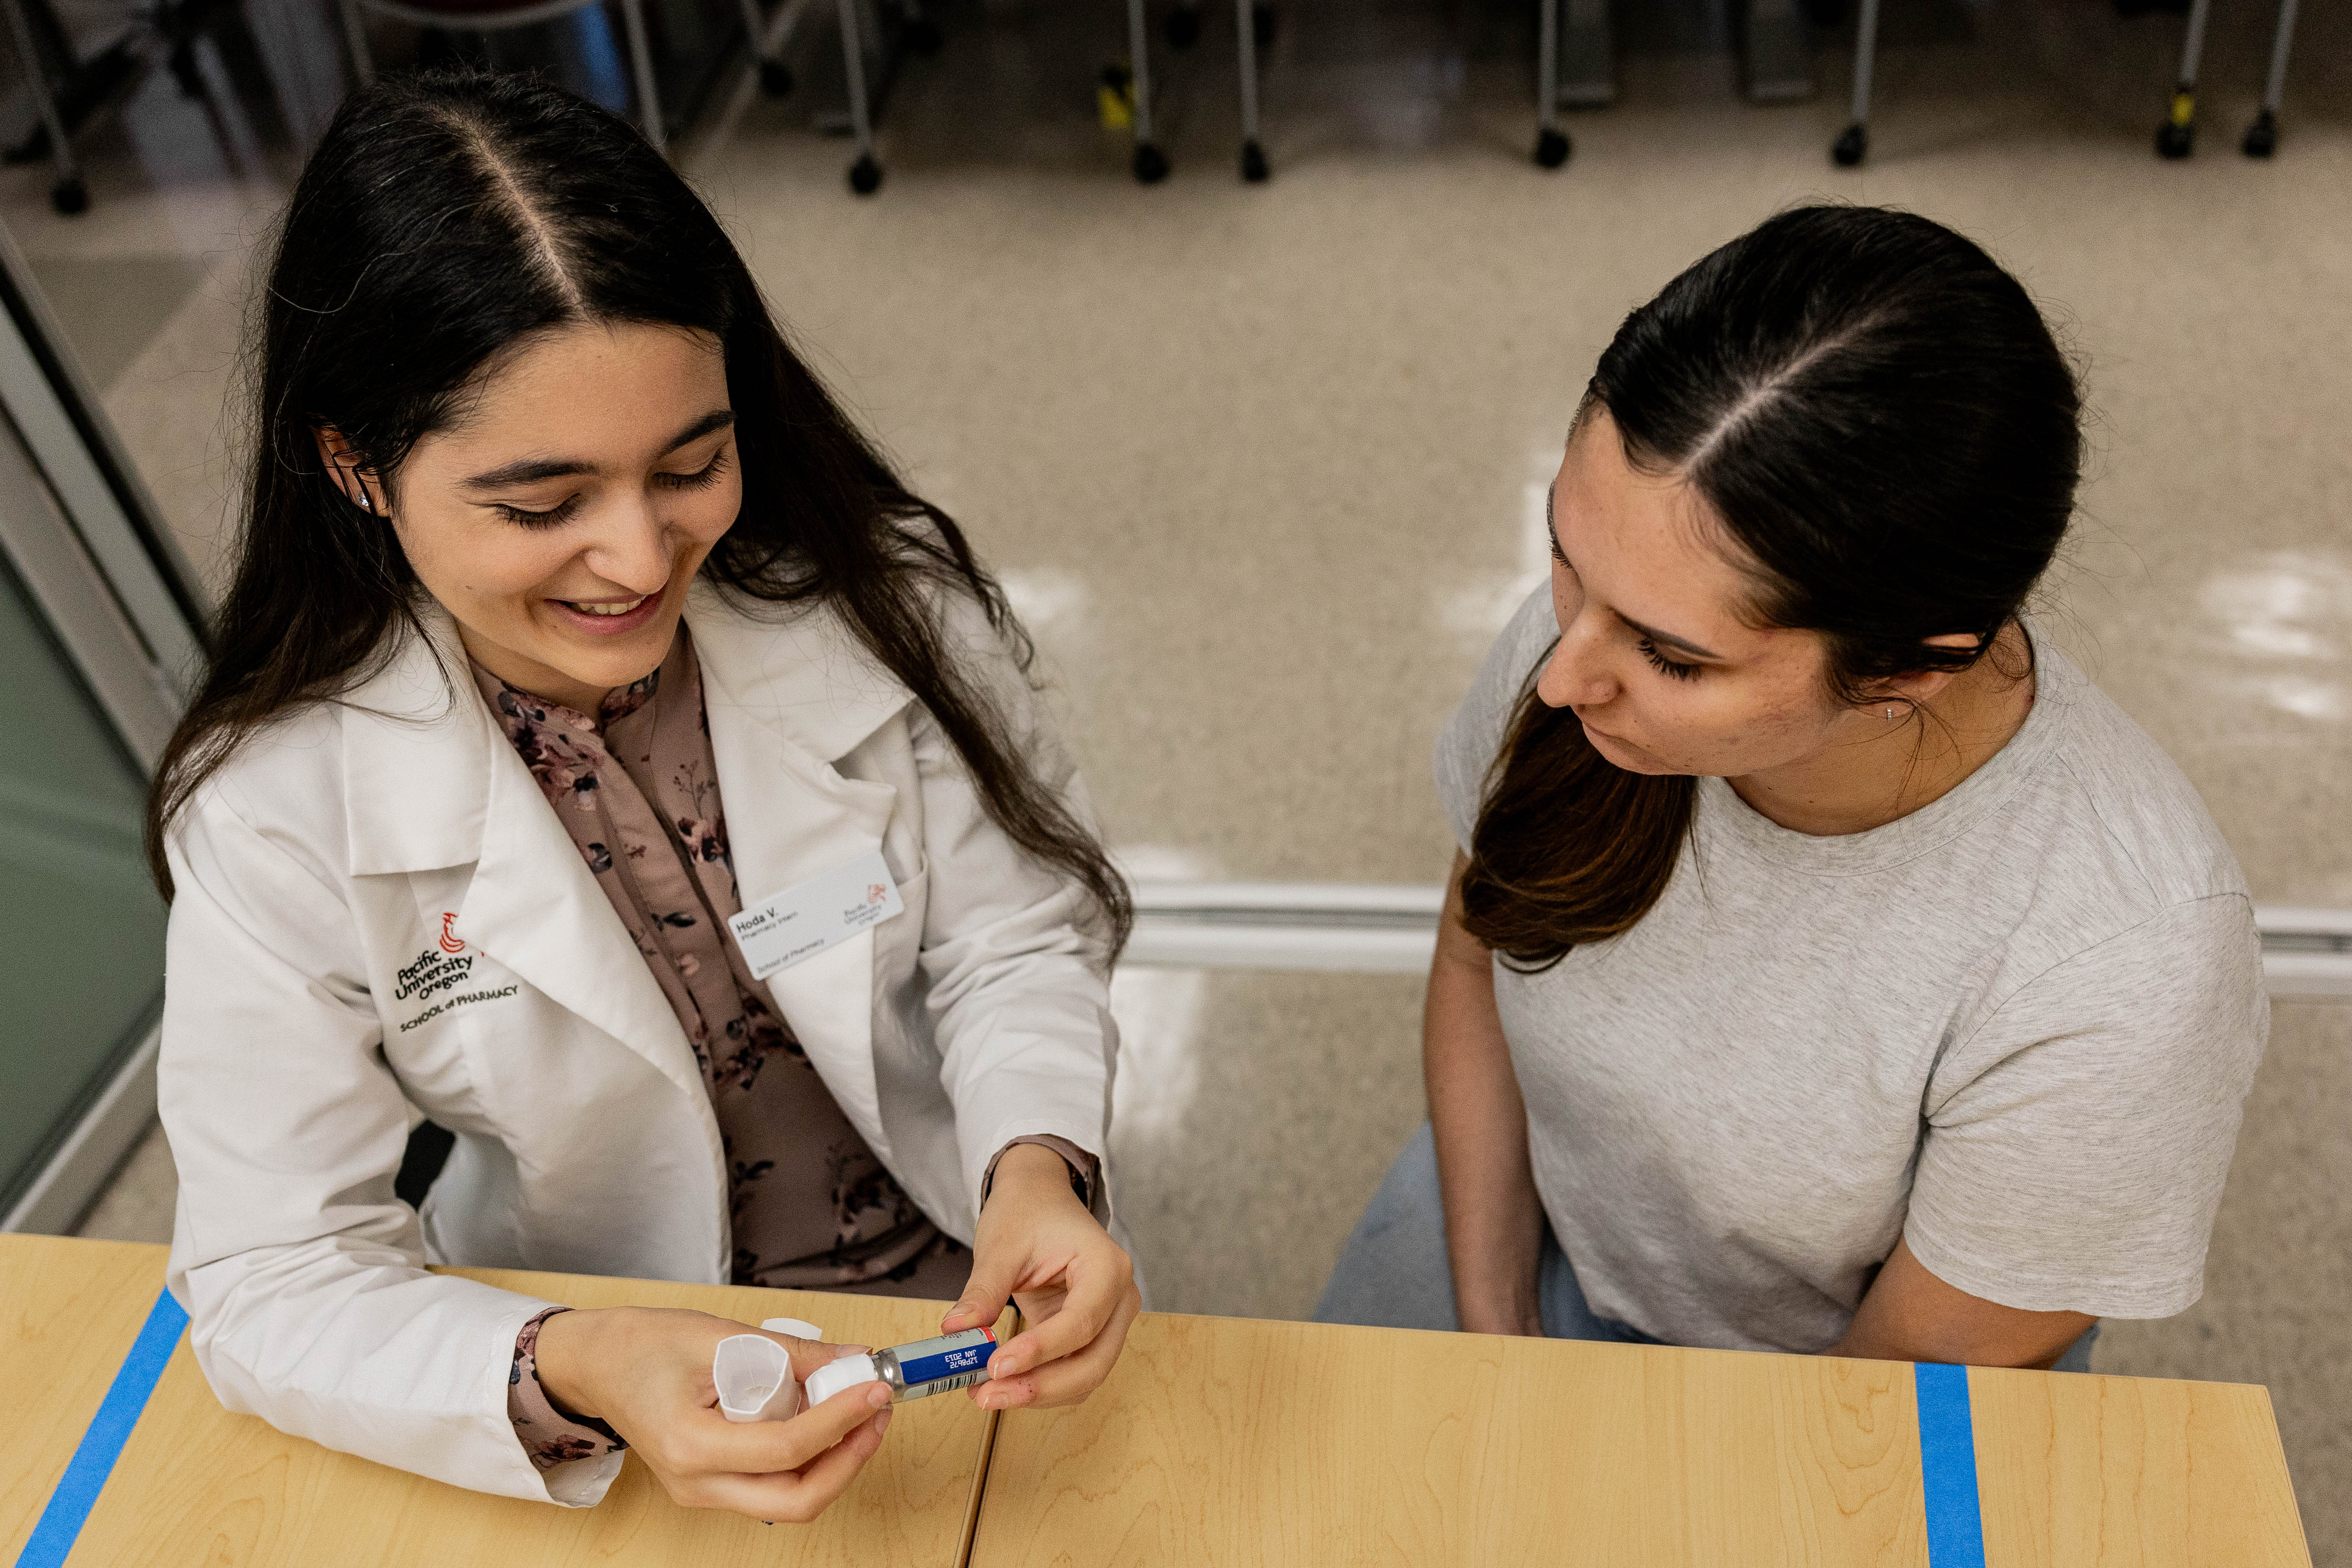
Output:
[8, 1237, 2312, 1568]
[965, 1310, 2312, 1568]
[1, 1233, 999, 1568]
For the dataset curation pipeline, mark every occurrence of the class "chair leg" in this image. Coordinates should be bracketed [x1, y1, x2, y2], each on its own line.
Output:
[1830, 0, 1876, 165]
[619, 0, 664, 153]
[0, 0, 84, 211]
[2241, 0, 2297, 156]
[2156, 0, 2210, 158]
[1235, 0, 1264, 179]
[1126, 0, 1166, 182]
[1533, 0, 1567, 167]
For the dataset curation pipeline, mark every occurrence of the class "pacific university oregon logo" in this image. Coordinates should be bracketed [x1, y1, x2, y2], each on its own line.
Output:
[395, 912, 515, 1033]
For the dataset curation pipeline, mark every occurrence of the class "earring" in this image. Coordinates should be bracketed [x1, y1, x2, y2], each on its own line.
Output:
[1885, 707, 1896, 720]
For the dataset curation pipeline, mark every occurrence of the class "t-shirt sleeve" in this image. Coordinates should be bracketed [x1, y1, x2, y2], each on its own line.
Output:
[1904, 894, 2268, 1319]
[1433, 587, 1560, 853]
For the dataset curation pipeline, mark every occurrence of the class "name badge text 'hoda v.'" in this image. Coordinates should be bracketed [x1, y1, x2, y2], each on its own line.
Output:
[727, 848, 905, 980]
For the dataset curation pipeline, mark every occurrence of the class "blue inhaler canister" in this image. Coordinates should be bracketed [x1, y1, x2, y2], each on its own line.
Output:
[803, 1327, 997, 1405]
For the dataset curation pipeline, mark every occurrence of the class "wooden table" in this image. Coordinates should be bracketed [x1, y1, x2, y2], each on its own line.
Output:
[7, 1236, 2312, 1568]
[965, 1311, 2313, 1568]
[1, 1234, 1000, 1568]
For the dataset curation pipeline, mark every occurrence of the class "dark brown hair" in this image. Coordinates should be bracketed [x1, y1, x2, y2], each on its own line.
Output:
[1461, 207, 2080, 970]
[144, 68, 1129, 953]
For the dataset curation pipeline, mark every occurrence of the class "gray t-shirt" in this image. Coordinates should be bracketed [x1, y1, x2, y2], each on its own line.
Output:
[1437, 590, 2267, 1354]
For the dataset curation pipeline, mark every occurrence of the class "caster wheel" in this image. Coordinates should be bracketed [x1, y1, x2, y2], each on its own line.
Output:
[1240, 138, 1268, 182]
[848, 154, 883, 194]
[1830, 123, 1866, 166]
[1533, 126, 1569, 169]
[2241, 109, 2277, 158]
[1164, 5, 1199, 47]
[1132, 141, 1170, 183]
[758, 58, 795, 96]
[2155, 118, 2194, 158]
[1251, 1, 1275, 46]
[50, 176, 87, 215]
[903, 15, 941, 54]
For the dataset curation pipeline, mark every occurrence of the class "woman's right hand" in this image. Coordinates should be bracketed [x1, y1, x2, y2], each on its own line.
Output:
[531, 1305, 894, 1522]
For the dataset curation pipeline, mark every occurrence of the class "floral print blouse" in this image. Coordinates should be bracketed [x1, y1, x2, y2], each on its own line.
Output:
[475, 628, 1101, 1473]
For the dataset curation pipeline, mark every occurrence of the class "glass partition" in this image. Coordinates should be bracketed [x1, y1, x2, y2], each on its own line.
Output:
[0, 544, 167, 1217]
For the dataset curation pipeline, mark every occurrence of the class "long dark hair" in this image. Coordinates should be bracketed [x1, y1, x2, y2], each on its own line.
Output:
[1461, 206, 2081, 970]
[145, 68, 1130, 953]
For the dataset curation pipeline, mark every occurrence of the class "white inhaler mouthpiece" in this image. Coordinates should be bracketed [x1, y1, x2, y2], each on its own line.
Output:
[713, 1317, 823, 1424]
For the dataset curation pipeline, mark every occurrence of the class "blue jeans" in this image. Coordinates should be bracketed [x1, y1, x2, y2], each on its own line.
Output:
[1315, 1124, 2097, 1373]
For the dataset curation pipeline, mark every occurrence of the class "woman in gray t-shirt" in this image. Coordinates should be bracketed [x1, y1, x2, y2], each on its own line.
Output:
[1315, 207, 2265, 1371]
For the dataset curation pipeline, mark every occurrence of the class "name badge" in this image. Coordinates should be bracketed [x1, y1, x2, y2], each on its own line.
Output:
[728, 848, 905, 981]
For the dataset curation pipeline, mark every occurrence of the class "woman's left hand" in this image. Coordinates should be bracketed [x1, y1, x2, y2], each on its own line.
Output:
[940, 1143, 1139, 1411]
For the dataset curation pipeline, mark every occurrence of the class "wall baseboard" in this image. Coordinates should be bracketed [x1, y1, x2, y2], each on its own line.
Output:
[1129, 883, 2352, 998]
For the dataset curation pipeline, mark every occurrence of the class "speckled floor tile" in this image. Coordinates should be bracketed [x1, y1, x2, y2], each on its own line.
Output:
[2099, 1001, 2352, 1567]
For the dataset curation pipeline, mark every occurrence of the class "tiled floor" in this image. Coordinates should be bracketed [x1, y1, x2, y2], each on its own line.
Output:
[2096, 1002, 2352, 1561]
[15, 0, 2352, 1558]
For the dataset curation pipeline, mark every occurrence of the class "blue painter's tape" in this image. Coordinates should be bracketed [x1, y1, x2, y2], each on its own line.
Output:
[15, 1288, 189, 1568]
[1914, 1361, 1988, 1568]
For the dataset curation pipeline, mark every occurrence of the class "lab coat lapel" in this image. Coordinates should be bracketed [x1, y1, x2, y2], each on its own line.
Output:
[457, 731, 709, 1105]
[342, 604, 700, 1104]
[691, 594, 907, 1153]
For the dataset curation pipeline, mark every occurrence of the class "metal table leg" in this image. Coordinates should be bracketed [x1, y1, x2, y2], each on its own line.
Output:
[736, 0, 793, 96]
[619, 0, 664, 153]
[2156, 0, 2211, 158]
[1558, 0, 1612, 108]
[0, 0, 84, 212]
[1236, 0, 1264, 179]
[337, 0, 375, 82]
[2240, 0, 2298, 156]
[1127, 0, 1166, 182]
[1744, 0, 1814, 102]
[1830, 0, 1876, 164]
[1534, 0, 1567, 167]
[836, 0, 879, 189]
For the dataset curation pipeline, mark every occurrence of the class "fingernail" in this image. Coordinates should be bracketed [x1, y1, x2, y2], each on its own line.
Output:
[834, 1344, 871, 1359]
[874, 1408, 893, 1436]
[866, 1383, 893, 1409]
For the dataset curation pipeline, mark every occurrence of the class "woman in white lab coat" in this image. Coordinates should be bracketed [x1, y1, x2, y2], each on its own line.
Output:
[145, 70, 1137, 1520]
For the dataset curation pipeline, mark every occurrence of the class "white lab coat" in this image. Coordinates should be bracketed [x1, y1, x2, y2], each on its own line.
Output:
[159, 579, 1118, 1508]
